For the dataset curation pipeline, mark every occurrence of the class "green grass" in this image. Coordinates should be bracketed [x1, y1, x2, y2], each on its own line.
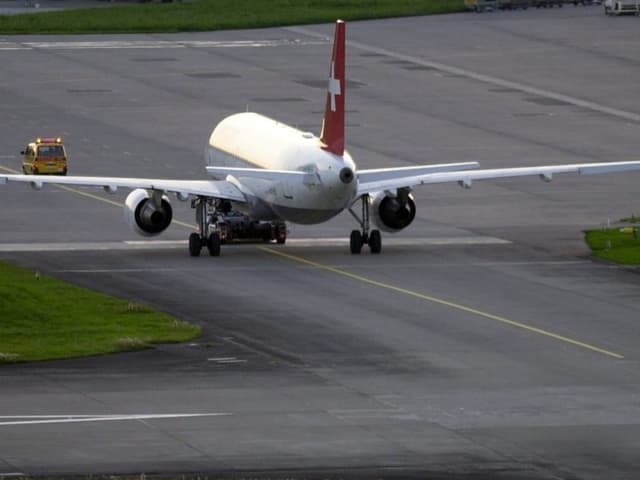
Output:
[0, 0, 465, 34]
[585, 227, 640, 265]
[0, 260, 201, 363]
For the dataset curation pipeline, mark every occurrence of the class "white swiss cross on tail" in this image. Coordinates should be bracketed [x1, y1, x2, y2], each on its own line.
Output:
[328, 61, 341, 112]
[320, 20, 346, 156]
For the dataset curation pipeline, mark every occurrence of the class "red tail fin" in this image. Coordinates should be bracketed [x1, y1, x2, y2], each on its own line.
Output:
[320, 20, 346, 157]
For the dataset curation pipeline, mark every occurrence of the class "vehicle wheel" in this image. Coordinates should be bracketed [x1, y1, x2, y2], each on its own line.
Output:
[275, 223, 287, 244]
[369, 230, 382, 254]
[350, 230, 363, 254]
[189, 232, 202, 257]
[207, 232, 221, 257]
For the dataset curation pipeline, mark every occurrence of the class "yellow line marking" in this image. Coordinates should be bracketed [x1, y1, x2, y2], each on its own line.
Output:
[258, 246, 624, 360]
[1, 164, 194, 228]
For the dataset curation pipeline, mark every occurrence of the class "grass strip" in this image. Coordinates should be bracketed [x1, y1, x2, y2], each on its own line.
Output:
[0, 260, 201, 363]
[585, 226, 640, 265]
[0, 0, 465, 35]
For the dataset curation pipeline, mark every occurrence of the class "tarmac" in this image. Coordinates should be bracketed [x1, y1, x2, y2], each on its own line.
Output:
[1, 5, 640, 479]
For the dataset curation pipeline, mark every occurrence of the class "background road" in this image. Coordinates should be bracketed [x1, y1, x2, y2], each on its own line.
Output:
[1, 6, 640, 479]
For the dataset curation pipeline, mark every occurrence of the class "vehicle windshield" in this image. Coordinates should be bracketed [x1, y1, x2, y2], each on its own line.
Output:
[37, 145, 64, 157]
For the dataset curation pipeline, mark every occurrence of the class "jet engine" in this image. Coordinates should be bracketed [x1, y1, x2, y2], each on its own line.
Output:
[124, 188, 173, 237]
[370, 190, 416, 233]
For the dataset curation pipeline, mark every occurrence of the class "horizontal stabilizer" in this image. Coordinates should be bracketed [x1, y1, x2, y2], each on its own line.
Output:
[206, 166, 320, 185]
[357, 162, 479, 184]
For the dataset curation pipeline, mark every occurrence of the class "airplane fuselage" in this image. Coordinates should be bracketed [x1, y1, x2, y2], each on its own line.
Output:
[206, 112, 357, 224]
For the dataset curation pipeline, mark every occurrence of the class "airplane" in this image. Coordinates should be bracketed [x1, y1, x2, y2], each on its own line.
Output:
[2, 19, 640, 257]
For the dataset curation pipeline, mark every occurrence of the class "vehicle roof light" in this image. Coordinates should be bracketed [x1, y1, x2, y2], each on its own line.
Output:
[36, 137, 63, 144]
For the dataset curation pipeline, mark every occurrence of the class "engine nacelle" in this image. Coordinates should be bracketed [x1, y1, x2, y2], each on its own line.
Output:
[124, 188, 173, 237]
[370, 191, 416, 233]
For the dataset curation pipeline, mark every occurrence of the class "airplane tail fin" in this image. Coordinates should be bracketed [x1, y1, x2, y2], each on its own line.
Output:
[320, 20, 346, 157]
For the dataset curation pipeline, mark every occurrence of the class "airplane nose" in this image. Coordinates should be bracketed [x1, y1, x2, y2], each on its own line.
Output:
[339, 167, 354, 184]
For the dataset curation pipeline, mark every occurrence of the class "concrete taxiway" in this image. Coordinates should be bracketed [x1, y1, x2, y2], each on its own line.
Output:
[1, 6, 640, 479]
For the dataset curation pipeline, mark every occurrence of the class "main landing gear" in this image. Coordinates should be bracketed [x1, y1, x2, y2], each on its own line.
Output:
[348, 194, 382, 255]
[189, 196, 221, 257]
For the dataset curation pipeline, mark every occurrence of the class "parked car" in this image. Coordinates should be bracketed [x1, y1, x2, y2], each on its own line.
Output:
[498, 0, 531, 9]
[532, 0, 564, 6]
[465, 0, 499, 11]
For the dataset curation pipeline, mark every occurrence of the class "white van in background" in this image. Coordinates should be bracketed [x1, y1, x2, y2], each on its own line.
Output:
[604, 0, 640, 14]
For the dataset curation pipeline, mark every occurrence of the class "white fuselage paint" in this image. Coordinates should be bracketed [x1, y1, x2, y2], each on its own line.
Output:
[206, 112, 357, 224]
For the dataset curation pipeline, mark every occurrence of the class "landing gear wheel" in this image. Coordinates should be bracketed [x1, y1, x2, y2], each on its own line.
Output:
[207, 232, 221, 257]
[350, 230, 363, 254]
[369, 229, 382, 254]
[189, 232, 202, 257]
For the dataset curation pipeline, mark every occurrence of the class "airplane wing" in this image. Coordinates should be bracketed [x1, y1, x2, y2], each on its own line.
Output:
[0, 174, 246, 202]
[356, 161, 640, 196]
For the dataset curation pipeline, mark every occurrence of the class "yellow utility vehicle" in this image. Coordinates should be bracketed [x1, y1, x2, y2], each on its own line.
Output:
[21, 137, 68, 175]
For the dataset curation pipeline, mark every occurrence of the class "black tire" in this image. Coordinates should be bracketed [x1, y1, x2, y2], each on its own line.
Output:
[350, 230, 363, 254]
[369, 230, 382, 254]
[207, 232, 221, 257]
[275, 223, 287, 244]
[189, 232, 202, 257]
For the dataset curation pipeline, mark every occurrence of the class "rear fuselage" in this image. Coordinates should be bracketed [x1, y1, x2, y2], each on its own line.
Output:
[206, 112, 357, 224]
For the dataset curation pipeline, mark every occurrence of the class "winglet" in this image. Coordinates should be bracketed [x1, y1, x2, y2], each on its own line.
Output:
[320, 20, 346, 157]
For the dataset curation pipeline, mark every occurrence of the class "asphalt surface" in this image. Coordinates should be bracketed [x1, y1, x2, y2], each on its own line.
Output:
[1, 6, 640, 479]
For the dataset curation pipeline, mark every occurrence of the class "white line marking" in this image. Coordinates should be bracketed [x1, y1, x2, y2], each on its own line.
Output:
[0, 241, 186, 252]
[208, 357, 247, 364]
[0, 413, 231, 427]
[0, 39, 326, 51]
[123, 240, 188, 245]
[286, 236, 511, 246]
[286, 26, 640, 124]
[0, 473, 25, 477]
[0, 236, 510, 252]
